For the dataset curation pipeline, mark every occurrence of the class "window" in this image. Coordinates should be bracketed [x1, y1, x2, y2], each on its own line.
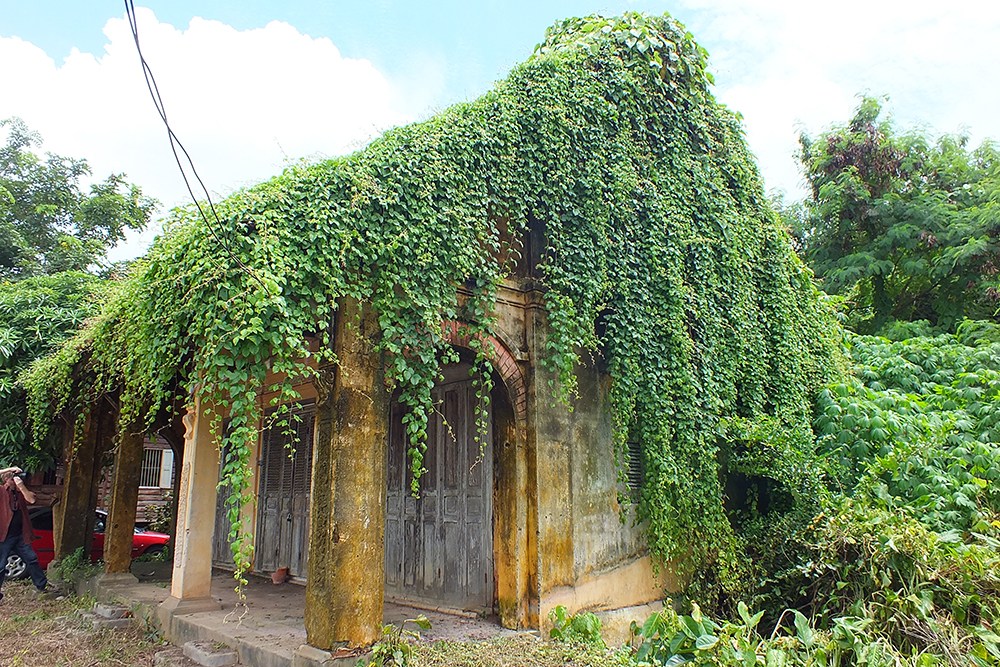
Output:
[626, 439, 644, 500]
[139, 447, 174, 488]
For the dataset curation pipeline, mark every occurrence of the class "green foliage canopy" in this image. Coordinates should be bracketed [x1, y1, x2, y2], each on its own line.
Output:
[816, 322, 1000, 532]
[0, 271, 103, 468]
[794, 98, 1000, 332]
[22, 13, 837, 582]
[0, 117, 156, 279]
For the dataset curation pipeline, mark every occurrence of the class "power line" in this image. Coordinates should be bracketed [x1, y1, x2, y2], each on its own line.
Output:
[124, 0, 268, 292]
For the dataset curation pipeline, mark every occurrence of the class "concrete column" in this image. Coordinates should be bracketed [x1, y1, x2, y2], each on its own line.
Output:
[159, 420, 185, 540]
[103, 420, 145, 574]
[50, 422, 71, 557]
[159, 397, 221, 618]
[494, 412, 537, 629]
[53, 409, 102, 560]
[305, 298, 388, 649]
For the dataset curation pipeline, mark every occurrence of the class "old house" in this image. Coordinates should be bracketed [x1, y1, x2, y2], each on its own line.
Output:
[24, 12, 833, 660]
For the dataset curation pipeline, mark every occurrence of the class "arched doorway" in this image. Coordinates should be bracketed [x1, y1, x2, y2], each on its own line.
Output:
[384, 360, 495, 612]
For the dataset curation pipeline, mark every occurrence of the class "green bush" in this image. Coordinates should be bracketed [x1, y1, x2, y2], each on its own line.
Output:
[50, 547, 101, 585]
[549, 605, 605, 647]
[676, 324, 1000, 665]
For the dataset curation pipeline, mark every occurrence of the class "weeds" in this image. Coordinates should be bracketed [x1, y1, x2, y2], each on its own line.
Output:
[0, 580, 163, 666]
[367, 614, 431, 666]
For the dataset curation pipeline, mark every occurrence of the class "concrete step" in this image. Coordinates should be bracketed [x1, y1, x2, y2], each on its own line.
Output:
[94, 603, 132, 619]
[80, 604, 135, 630]
[154, 648, 200, 667]
[183, 640, 240, 667]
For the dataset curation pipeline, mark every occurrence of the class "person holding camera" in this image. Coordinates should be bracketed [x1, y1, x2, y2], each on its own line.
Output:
[0, 467, 50, 601]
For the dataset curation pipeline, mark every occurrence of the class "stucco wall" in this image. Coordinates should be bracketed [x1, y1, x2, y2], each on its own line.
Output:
[514, 278, 668, 623]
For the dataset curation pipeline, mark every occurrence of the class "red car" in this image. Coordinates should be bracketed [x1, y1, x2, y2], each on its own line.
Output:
[4, 507, 170, 580]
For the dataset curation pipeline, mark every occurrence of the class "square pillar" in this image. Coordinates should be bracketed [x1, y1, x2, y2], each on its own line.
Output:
[53, 409, 104, 560]
[103, 419, 145, 574]
[305, 298, 388, 649]
[160, 397, 221, 615]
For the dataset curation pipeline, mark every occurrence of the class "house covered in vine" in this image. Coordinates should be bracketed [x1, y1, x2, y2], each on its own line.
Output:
[23, 12, 835, 658]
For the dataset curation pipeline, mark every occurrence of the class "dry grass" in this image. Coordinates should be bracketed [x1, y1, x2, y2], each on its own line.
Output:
[0, 580, 165, 667]
[411, 635, 630, 667]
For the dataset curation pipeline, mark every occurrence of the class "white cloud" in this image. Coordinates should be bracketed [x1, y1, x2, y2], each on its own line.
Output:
[679, 0, 1000, 198]
[5, 0, 1000, 257]
[0, 8, 433, 260]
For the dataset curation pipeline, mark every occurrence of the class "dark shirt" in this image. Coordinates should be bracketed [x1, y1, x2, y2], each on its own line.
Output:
[1, 480, 31, 542]
[6, 488, 22, 538]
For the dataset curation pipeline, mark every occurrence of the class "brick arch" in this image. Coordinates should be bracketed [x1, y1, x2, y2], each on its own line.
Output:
[441, 320, 527, 424]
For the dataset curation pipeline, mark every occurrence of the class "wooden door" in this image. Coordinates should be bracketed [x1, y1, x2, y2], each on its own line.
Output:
[385, 371, 494, 612]
[255, 406, 315, 578]
[211, 442, 234, 568]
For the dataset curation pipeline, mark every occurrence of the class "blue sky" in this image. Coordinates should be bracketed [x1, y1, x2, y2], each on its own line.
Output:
[4, 2, 687, 102]
[3, 1, 1000, 259]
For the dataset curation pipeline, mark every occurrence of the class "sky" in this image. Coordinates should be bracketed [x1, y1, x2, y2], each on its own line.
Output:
[2, 1, 999, 261]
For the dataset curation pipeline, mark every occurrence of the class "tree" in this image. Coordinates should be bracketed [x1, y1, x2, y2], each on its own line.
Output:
[0, 118, 154, 466]
[0, 272, 103, 467]
[0, 117, 156, 279]
[794, 97, 1000, 332]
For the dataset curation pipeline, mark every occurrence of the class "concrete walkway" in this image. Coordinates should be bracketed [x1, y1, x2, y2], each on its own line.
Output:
[98, 572, 515, 667]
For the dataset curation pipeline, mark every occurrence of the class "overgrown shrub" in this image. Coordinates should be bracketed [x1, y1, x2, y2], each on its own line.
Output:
[367, 615, 430, 667]
[49, 546, 101, 586]
[713, 325, 1000, 665]
[549, 605, 606, 647]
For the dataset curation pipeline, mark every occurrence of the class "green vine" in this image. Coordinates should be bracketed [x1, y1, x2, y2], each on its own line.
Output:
[21, 12, 838, 590]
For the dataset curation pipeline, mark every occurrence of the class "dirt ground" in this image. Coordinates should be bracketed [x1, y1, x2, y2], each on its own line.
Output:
[0, 579, 164, 667]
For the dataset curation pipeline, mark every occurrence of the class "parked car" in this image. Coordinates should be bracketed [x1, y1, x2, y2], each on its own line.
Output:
[4, 508, 170, 579]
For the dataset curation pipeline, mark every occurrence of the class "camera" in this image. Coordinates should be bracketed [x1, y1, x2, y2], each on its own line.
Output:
[12, 471, 28, 479]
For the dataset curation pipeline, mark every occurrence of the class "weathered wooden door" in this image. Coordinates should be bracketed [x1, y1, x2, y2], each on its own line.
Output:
[211, 442, 234, 568]
[385, 370, 495, 612]
[255, 406, 315, 578]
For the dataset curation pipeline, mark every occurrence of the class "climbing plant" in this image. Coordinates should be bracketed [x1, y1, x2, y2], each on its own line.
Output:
[21, 12, 838, 588]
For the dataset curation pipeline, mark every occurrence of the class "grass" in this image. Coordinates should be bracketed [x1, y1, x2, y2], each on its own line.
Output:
[411, 635, 630, 666]
[0, 580, 165, 666]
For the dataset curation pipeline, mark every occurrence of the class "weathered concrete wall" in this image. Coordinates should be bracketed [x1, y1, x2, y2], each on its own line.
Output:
[210, 274, 664, 637]
[568, 364, 650, 576]
[520, 280, 669, 625]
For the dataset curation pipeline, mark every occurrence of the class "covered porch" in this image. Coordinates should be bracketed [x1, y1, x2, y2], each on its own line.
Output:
[90, 571, 517, 667]
[44, 296, 537, 660]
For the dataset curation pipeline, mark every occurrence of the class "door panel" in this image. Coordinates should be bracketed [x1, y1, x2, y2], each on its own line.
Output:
[254, 405, 315, 578]
[385, 370, 494, 612]
[212, 442, 234, 568]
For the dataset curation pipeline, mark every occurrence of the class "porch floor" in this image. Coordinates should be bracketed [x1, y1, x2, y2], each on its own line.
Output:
[107, 570, 518, 667]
